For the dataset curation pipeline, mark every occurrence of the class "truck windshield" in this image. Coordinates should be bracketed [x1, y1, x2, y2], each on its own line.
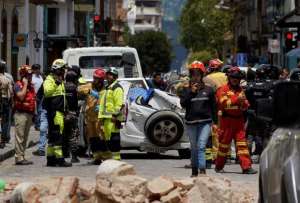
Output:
[79, 55, 122, 68]
[79, 55, 139, 78]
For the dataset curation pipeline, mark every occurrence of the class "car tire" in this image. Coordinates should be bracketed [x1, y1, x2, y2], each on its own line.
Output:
[178, 149, 191, 159]
[145, 110, 184, 147]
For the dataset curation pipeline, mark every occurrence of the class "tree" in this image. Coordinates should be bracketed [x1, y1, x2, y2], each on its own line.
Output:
[127, 31, 172, 76]
[188, 50, 215, 64]
[179, 0, 233, 55]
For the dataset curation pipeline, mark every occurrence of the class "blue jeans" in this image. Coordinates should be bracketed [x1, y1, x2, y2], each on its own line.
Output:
[38, 109, 48, 152]
[1, 98, 12, 142]
[187, 122, 211, 169]
[35, 99, 43, 129]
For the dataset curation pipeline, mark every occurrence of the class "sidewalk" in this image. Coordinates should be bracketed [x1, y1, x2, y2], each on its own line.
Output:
[0, 127, 39, 162]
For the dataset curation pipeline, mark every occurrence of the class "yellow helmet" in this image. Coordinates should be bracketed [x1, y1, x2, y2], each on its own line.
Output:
[52, 59, 67, 70]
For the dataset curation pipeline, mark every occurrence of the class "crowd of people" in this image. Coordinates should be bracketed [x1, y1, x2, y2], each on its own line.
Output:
[178, 58, 300, 177]
[0, 56, 296, 174]
[0, 59, 125, 167]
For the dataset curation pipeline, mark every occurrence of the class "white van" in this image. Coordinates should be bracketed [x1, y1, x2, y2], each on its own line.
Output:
[63, 47, 144, 81]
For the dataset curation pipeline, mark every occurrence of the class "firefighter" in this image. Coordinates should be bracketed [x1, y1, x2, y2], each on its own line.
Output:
[215, 67, 257, 174]
[204, 59, 227, 90]
[98, 67, 124, 161]
[43, 59, 72, 167]
[78, 68, 107, 165]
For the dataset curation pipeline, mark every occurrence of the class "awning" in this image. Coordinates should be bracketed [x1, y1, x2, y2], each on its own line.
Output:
[30, 0, 65, 4]
[276, 10, 300, 28]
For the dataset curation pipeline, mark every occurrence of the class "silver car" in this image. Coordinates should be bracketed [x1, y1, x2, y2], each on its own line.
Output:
[258, 81, 300, 203]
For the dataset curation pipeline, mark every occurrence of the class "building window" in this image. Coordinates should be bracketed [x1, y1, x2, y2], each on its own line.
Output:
[48, 8, 59, 34]
[1, 9, 7, 61]
[11, 8, 18, 80]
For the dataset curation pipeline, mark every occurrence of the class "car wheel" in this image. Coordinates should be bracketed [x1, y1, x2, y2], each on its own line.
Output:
[145, 110, 184, 147]
[178, 149, 191, 159]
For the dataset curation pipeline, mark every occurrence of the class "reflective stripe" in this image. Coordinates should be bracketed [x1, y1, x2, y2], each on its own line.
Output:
[219, 143, 229, 148]
[237, 150, 249, 156]
[217, 151, 227, 157]
[236, 141, 248, 147]
[191, 97, 209, 102]
[53, 146, 63, 158]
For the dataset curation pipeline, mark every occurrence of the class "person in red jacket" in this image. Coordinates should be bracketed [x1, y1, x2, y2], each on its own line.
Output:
[14, 65, 36, 165]
[215, 67, 257, 174]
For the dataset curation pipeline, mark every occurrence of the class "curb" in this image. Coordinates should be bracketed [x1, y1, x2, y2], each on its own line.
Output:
[0, 140, 38, 162]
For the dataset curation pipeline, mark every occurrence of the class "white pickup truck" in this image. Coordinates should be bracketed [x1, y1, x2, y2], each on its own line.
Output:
[63, 47, 190, 158]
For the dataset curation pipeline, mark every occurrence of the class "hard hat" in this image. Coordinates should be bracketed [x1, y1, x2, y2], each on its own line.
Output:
[209, 59, 223, 69]
[106, 67, 119, 77]
[93, 68, 106, 79]
[52, 59, 67, 70]
[227, 67, 244, 79]
[189, 61, 206, 73]
[19, 65, 32, 76]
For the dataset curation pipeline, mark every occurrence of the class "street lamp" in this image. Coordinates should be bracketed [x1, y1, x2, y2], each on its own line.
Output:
[29, 31, 47, 52]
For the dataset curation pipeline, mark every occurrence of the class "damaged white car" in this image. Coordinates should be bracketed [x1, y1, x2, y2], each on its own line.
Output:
[63, 47, 190, 158]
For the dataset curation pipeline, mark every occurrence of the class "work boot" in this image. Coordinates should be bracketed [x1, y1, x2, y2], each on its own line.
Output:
[57, 158, 72, 167]
[71, 153, 80, 163]
[199, 169, 206, 174]
[243, 168, 258, 174]
[215, 167, 225, 173]
[191, 167, 198, 177]
[46, 156, 56, 167]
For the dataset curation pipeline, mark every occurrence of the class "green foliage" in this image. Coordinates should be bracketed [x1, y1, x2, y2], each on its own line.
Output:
[127, 31, 172, 75]
[179, 0, 233, 54]
[188, 50, 214, 64]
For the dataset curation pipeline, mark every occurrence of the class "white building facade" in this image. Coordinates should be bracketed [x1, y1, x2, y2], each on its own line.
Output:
[0, 0, 74, 79]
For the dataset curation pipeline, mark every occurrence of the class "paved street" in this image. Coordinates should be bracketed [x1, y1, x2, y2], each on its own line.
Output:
[0, 133, 259, 195]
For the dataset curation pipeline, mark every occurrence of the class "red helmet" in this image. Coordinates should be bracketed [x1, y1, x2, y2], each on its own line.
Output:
[227, 67, 244, 79]
[93, 68, 106, 79]
[189, 61, 206, 73]
[19, 65, 32, 77]
[209, 59, 223, 69]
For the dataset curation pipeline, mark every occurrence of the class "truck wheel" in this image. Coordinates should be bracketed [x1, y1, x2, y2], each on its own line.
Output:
[178, 149, 191, 159]
[145, 111, 184, 147]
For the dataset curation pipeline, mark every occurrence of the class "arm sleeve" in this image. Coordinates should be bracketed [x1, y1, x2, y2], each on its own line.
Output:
[113, 87, 124, 115]
[43, 78, 56, 97]
[209, 89, 218, 124]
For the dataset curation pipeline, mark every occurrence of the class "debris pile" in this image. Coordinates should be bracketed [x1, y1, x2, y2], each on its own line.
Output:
[0, 160, 256, 203]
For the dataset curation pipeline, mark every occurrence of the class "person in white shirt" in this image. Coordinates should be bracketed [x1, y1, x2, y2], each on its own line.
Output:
[31, 64, 44, 130]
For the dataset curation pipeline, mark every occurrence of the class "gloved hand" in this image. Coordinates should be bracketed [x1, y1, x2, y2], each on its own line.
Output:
[90, 90, 99, 99]
[95, 105, 99, 112]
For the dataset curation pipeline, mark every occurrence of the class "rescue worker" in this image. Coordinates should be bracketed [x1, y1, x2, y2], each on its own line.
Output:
[203, 59, 228, 165]
[215, 67, 257, 174]
[64, 69, 80, 163]
[78, 68, 106, 165]
[98, 67, 124, 161]
[180, 61, 217, 177]
[43, 59, 72, 167]
[14, 65, 36, 165]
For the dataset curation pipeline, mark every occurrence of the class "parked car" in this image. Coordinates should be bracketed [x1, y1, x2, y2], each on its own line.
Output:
[258, 81, 300, 203]
[63, 47, 190, 158]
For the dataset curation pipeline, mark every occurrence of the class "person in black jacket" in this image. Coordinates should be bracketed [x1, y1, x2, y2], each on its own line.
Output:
[64, 70, 80, 163]
[180, 61, 217, 177]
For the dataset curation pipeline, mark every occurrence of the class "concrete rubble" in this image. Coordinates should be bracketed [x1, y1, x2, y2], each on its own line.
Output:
[0, 160, 256, 203]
